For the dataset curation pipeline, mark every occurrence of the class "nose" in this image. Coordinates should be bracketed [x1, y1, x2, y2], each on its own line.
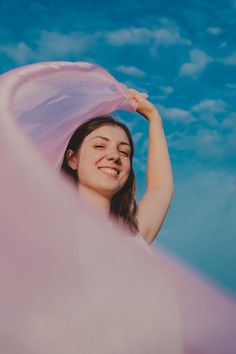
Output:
[106, 148, 121, 162]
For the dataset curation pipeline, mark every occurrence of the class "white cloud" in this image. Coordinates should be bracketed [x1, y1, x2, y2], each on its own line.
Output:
[106, 28, 152, 46]
[168, 117, 236, 160]
[221, 118, 235, 129]
[221, 113, 236, 130]
[0, 42, 33, 64]
[220, 113, 236, 154]
[116, 65, 146, 77]
[226, 83, 236, 89]
[179, 49, 212, 78]
[106, 25, 191, 48]
[132, 132, 144, 144]
[191, 99, 228, 126]
[133, 157, 146, 172]
[1, 25, 192, 67]
[0, 31, 93, 64]
[153, 28, 191, 46]
[159, 105, 196, 124]
[192, 99, 228, 113]
[207, 27, 222, 35]
[192, 129, 224, 158]
[225, 130, 236, 154]
[218, 42, 227, 49]
[221, 51, 236, 65]
[169, 128, 224, 159]
[36, 31, 92, 59]
[159, 86, 174, 94]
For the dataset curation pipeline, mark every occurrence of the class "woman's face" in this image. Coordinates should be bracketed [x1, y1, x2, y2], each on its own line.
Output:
[68, 124, 132, 199]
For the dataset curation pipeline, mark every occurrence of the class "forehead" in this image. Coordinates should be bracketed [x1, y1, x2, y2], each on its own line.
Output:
[87, 124, 130, 142]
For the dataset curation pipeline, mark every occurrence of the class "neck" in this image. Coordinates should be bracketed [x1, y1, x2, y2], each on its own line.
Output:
[77, 184, 111, 218]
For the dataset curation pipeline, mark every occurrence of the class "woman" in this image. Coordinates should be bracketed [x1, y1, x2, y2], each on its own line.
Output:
[61, 89, 174, 245]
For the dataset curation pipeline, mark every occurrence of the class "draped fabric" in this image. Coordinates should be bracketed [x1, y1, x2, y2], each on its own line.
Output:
[0, 61, 235, 354]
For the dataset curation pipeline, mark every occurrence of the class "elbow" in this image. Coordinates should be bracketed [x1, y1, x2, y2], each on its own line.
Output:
[164, 186, 174, 200]
[169, 182, 174, 198]
[161, 182, 174, 199]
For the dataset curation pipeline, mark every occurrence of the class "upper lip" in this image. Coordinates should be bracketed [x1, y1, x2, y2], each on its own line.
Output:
[98, 166, 120, 174]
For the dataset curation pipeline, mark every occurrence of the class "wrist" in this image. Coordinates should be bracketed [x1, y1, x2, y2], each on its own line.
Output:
[144, 109, 162, 122]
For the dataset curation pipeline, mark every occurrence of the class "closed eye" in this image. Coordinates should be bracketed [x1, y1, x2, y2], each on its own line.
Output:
[94, 145, 129, 157]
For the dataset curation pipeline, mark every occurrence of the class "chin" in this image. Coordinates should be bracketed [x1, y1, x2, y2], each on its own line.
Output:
[98, 185, 123, 200]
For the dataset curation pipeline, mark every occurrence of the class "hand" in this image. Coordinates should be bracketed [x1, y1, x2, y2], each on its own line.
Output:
[128, 89, 158, 120]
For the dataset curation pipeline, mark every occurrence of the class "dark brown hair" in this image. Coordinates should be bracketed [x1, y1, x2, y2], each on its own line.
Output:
[60, 115, 139, 235]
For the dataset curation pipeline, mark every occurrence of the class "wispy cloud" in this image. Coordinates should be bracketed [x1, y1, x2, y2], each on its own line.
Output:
[191, 99, 228, 125]
[106, 28, 151, 46]
[159, 86, 174, 94]
[132, 131, 144, 144]
[169, 127, 224, 159]
[192, 99, 228, 113]
[218, 42, 227, 49]
[168, 115, 236, 160]
[0, 31, 94, 64]
[179, 49, 212, 78]
[37, 31, 92, 59]
[106, 24, 191, 49]
[1, 25, 191, 66]
[116, 65, 146, 77]
[221, 51, 236, 65]
[0, 42, 33, 65]
[152, 27, 191, 46]
[225, 83, 236, 89]
[207, 27, 222, 35]
[221, 113, 236, 129]
[133, 157, 146, 173]
[158, 105, 195, 124]
[220, 113, 236, 155]
[156, 86, 174, 100]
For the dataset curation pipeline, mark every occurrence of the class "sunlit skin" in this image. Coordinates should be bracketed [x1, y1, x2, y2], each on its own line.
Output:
[66, 124, 131, 216]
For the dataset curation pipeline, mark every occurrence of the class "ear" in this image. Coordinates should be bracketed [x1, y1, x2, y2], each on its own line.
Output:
[66, 149, 78, 170]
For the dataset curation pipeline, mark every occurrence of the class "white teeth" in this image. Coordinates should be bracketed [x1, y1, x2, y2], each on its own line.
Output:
[98, 167, 119, 176]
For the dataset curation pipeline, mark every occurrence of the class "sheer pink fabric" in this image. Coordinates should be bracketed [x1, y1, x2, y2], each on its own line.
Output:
[0, 61, 235, 354]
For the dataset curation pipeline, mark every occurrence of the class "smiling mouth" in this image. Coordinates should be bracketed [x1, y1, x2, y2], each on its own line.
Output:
[98, 167, 119, 177]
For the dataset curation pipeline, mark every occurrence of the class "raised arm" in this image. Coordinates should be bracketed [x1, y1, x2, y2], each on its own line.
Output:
[129, 89, 174, 244]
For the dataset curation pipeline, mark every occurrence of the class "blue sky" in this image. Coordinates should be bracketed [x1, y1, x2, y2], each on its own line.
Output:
[1, 0, 235, 293]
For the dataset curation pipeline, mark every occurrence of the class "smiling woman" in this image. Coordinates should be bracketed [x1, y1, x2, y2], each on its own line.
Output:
[60, 85, 175, 246]
[61, 81, 176, 244]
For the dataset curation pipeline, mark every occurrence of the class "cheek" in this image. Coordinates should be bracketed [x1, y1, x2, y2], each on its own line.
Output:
[120, 160, 131, 184]
[77, 153, 100, 181]
[124, 159, 131, 173]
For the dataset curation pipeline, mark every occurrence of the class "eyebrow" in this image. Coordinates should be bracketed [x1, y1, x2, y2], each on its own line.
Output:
[90, 135, 131, 147]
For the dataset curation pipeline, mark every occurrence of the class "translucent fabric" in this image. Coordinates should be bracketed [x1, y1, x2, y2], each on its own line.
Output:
[0, 61, 235, 354]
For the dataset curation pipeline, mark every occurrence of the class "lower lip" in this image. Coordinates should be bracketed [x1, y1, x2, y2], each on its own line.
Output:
[98, 168, 119, 178]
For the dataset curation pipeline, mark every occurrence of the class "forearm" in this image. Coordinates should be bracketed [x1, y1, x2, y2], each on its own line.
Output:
[145, 110, 174, 193]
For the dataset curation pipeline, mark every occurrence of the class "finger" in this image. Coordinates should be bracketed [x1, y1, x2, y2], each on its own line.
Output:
[128, 90, 142, 101]
[128, 88, 139, 95]
[128, 88, 148, 99]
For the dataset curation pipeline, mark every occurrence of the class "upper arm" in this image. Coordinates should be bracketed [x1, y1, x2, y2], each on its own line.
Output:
[136, 189, 174, 244]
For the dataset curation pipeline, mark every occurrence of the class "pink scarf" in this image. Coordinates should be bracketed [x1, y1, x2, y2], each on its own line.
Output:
[0, 61, 235, 354]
